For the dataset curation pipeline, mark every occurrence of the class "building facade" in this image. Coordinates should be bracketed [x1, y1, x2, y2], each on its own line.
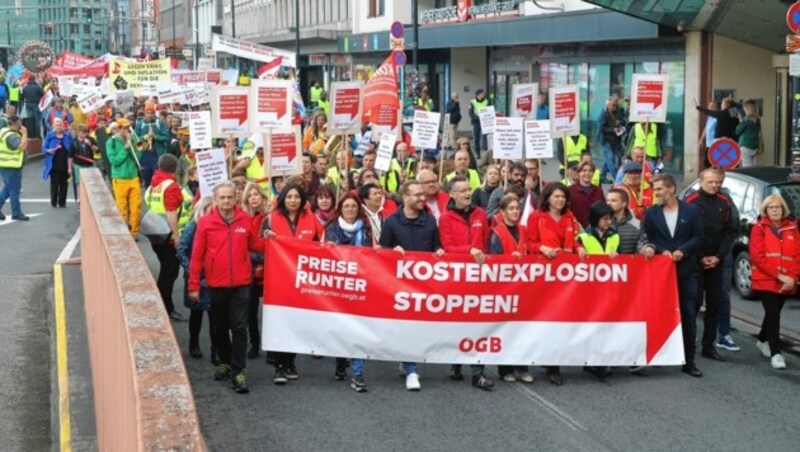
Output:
[0, 0, 39, 55]
[38, 0, 109, 57]
[129, 0, 159, 56]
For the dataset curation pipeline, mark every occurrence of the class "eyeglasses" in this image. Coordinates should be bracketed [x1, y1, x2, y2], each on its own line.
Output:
[767, 206, 783, 211]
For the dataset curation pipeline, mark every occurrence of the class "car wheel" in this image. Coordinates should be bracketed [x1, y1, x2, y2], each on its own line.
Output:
[734, 251, 756, 300]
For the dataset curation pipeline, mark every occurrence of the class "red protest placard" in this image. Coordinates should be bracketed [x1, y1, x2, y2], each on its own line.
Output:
[329, 81, 363, 132]
[549, 85, 580, 138]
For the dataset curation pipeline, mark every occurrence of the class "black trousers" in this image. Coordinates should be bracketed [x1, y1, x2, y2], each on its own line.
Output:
[759, 291, 787, 356]
[189, 309, 215, 350]
[249, 284, 262, 347]
[209, 286, 250, 375]
[50, 170, 69, 207]
[679, 276, 703, 365]
[151, 242, 180, 314]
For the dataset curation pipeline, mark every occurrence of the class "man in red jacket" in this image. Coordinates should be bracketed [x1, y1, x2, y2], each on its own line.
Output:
[145, 154, 186, 322]
[438, 175, 495, 390]
[189, 181, 264, 394]
[417, 168, 449, 223]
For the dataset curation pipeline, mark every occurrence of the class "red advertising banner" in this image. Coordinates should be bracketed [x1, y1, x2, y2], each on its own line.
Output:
[50, 51, 108, 77]
[263, 237, 684, 366]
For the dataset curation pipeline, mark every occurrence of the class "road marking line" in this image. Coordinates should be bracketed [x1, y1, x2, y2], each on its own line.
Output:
[56, 229, 81, 264]
[53, 263, 72, 451]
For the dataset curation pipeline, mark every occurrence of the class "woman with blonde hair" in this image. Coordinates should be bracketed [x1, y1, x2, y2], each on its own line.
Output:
[472, 164, 501, 209]
[736, 100, 761, 167]
[749, 193, 800, 369]
[302, 111, 328, 155]
[240, 182, 271, 359]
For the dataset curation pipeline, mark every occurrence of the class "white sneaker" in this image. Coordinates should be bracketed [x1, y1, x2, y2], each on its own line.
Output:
[756, 341, 771, 358]
[771, 354, 787, 370]
[405, 372, 421, 391]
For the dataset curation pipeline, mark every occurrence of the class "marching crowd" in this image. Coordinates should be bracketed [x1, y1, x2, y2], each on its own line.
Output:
[0, 73, 792, 397]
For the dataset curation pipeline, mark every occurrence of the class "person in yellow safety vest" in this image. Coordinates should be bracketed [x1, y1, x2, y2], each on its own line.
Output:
[416, 88, 433, 112]
[309, 80, 324, 109]
[317, 91, 330, 118]
[390, 142, 416, 183]
[0, 116, 29, 221]
[8, 76, 20, 110]
[560, 162, 579, 187]
[614, 162, 653, 221]
[630, 122, 661, 160]
[563, 133, 588, 165]
[445, 149, 482, 192]
[380, 165, 402, 194]
[469, 89, 489, 156]
[176, 184, 195, 238]
[575, 200, 618, 380]
[579, 151, 601, 187]
[144, 153, 187, 321]
[326, 148, 349, 193]
[243, 147, 270, 192]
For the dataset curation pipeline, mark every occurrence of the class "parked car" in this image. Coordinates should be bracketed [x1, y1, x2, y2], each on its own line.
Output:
[680, 166, 800, 299]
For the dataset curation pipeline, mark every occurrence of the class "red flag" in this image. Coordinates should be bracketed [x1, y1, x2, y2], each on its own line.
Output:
[362, 52, 399, 125]
[257, 57, 283, 79]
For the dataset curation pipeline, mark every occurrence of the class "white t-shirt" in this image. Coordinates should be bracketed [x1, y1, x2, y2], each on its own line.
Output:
[664, 209, 678, 238]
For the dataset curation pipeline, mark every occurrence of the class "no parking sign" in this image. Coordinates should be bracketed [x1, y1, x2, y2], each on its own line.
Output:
[707, 138, 741, 170]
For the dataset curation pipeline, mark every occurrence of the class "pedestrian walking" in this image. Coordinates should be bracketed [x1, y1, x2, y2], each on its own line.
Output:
[107, 118, 142, 240]
[241, 182, 271, 360]
[42, 118, 73, 208]
[0, 115, 29, 221]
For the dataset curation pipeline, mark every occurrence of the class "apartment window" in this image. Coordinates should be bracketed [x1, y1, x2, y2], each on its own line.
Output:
[368, 0, 384, 18]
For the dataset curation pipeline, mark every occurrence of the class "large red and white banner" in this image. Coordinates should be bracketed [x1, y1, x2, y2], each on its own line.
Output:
[263, 238, 685, 366]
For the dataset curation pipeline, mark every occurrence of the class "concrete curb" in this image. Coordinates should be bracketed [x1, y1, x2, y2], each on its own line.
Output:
[731, 309, 800, 343]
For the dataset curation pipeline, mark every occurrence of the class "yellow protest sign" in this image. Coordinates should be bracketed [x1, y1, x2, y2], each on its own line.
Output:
[108, 58, 172, 94]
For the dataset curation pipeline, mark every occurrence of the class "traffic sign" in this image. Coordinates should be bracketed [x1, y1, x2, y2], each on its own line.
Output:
[390, 21, 405, 38]
[390, 36, 405, 51]
[707, 138, 741, 170]
[393, 50, 406, 66]
[788, 1, 800, 34]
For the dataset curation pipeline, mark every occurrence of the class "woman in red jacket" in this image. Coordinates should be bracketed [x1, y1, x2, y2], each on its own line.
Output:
[489, 195, 534, 383]
[749, 194, 800, 370]
[525, 182, 585, 386]
[241, 182, 271, 360]
[264, 183, 324, 384]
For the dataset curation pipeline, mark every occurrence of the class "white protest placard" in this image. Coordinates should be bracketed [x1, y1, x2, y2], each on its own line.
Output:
[250, 79, 293, 132]
[77, 90, 103, 113]
[196, 148, 228, 198]
[374, 132, 397, 173]
[441, 113, 451, 149]
[189, 111, 212, 150]
[629, 73, 669, 123]
[549, 85, 580, 138]
[411, 110, 441, 150]
[269, 126, 302, 175]
[211, 86, 251, 137]
[511, 83, 538, 119]
[115, 90, 135, 111]
[157, 83, 184, 104]
[39, 90, 54, 112]
[329, 81, 363, 132]
[190, 87, 210, 106]
[479, 106, 496, 135]
[197, 57, 213, 71]
[525, 120, 554, 159]
[58, 77, 77, 97]
[99, 77, 110, 95]
[492, 117, 524, 160]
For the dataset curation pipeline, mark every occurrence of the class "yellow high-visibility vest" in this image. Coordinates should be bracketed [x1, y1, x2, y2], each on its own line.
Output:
[0, 128, 23, 169]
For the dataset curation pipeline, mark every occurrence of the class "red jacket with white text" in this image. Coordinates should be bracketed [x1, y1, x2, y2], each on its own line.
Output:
[438, 200, 490, 254]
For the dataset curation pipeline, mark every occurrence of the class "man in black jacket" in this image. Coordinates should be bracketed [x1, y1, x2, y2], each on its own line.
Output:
[685, 168, 736, 362]
[695, 97, 739, 140]
[445, 92, 461, 151]
[380, 180, 445, 391]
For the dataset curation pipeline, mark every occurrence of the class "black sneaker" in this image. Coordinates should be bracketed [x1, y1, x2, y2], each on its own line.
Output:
[286, 364, 299, 380]
[450, 364, 464, 381]
[189, 345, 202, 359]
[472, 374, 495, 390]
[350, 375, 368, 393]
[335, 359, 348, 381]
[231, 371, 249, 394]
[274, 368, 288, 385]
[247, 345, 260, 359]
[214, 364, 231, 381]
[0, 211, 5, 221]
[11, 214, 29, 221]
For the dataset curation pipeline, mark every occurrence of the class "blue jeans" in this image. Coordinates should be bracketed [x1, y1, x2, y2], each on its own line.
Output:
[402, 362, 418, 375]
[600, 143, 618, 181]
[351, 358, 366, 377]
[717, 253, 733, 338]
[0, 167, 23, 217]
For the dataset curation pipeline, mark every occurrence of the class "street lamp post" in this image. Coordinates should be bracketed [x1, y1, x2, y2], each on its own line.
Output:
[230, 0, 237, 69]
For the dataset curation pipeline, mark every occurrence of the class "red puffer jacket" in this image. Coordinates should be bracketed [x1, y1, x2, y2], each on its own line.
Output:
[268, 209, 323, 241]
[438, 200, 489, 253]
[188, 206, 264, 291]
[750, 216, 800, 294]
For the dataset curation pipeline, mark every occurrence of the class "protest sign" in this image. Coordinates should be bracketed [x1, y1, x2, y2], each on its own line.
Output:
[629, 74, 669, 123]
[269, 126, 302, 175]
[479, 106, 496, 135]
[189, 111, 212, 150]
[492, 117, 524, 160]
[76, 90, 103, 113]
[511, 83, 538, 118]
[196, 148, 228, 198]
[329, 81, 363, 132]
[108, 58, 171, 94]
[549, 85, 580, 138]
[250, 79, 293, 131]
[263, 238, 685, 366]
[211, 86, 251, 137]
[411, 110, 441, 150]
[524, 120, 554, 159]
[374, 132, 397, 172]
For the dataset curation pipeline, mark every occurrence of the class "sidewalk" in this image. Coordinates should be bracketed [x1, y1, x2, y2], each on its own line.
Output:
[731, 294, 800, 345]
